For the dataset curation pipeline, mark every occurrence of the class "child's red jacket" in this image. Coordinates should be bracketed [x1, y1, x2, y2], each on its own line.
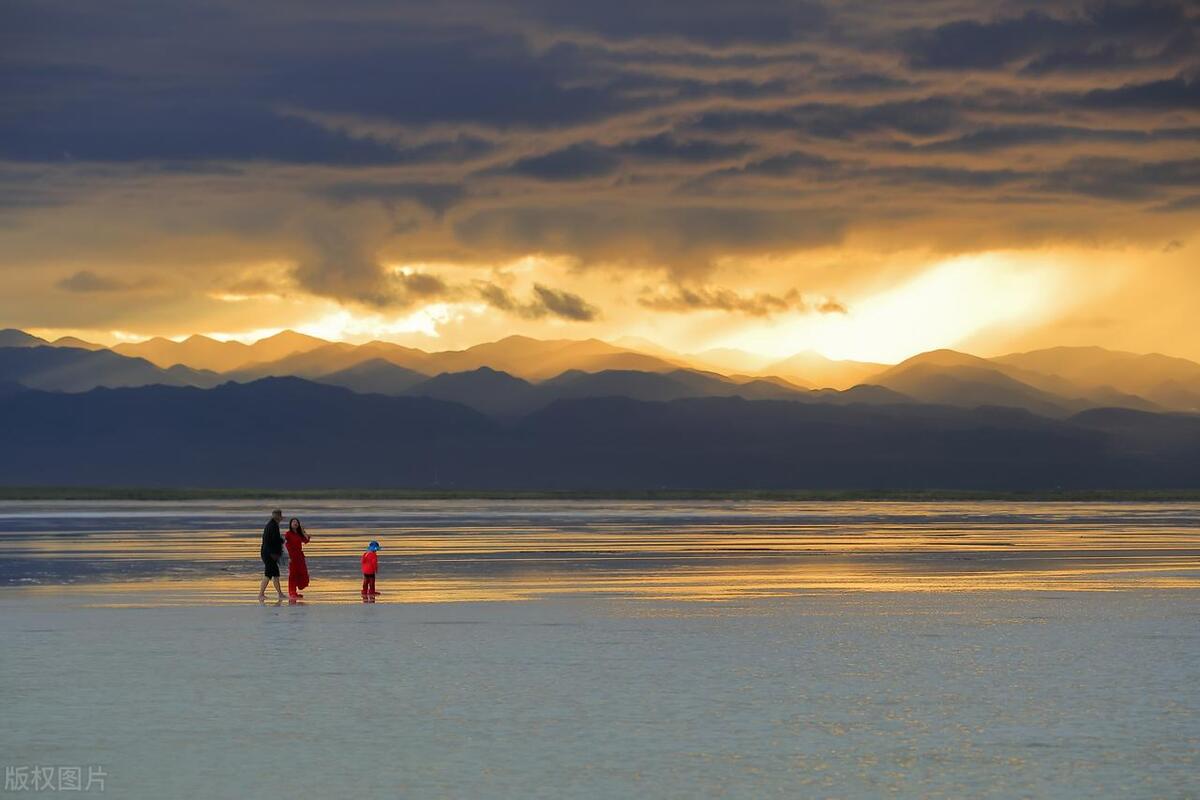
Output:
[361, 551, 378, 575]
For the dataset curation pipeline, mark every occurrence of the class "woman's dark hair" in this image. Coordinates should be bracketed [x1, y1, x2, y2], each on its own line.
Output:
[289, 517, 304, 535]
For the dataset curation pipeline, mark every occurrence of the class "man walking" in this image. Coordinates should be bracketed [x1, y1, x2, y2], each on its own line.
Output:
[258, 509, 285, 600]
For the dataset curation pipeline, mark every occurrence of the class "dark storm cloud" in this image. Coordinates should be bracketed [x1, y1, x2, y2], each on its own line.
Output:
[56, 271, 154, 293]
[615, 134, 753, 163]
[396, 272, 449, 298]
[3, 0, 1200, 310]
[905, 11, 1075, 70]
[689, 152, 1029, 195]
[639, 286, 845, 316]
[911, 124, 1200, 153]
[801, 98, 963, 138]
[686, 109, 800, 134]
[741, 152, 834, 175]
[0, 1, 821, 167]
[693, 151, 835, 184]
[0, 99, 414, 165]
[506, 0, 829, 46]
[680, 150, 835, 194]
[266, 35, 648, 128]
[822, 72, 916, 93]
[1087, 0, 1193, 35]
[478, 282, 599, 321]
[1021, 32, 1194, 74]
[290, 223, 453, 309]
[315, 182, 468, 217]
[0, 59, 414, 164]
[531, 284, 599, 321]
[295, 257, 453, 309]
[454, 205, 844, 270]
[685, 98, 963, 140]
[477, 283, 522, 313]
[1076, 74, 1200, 110]
[877, 166, 1027, 190]
[487, 135, 753, 182]
[495, 144, 622, 181]
[291, 227, 397, 308]
[1022, 46, 1135, 74]
[1, 12, 646, 165]
[1039, 157, 1200, 201]
[903, 2, 1196, 72]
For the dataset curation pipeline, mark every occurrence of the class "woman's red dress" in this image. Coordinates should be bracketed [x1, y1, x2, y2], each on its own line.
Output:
[285, 529, 310, 594]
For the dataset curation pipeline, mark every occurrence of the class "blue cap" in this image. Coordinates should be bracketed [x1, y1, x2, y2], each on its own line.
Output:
[368, 541, 381, 552]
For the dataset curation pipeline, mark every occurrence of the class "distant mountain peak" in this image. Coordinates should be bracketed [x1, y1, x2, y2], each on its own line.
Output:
[322, 357, 423, 377]
[786, 348, 830, 360]
[905, 347, 977, 361]
[0, 329, 48, 348]
[257, 329, 328, 346]
[887, 349, 990, 371]
[492, 334, 541, 346]
[51, 336, 104, 351]
[426, 366, 530, 384]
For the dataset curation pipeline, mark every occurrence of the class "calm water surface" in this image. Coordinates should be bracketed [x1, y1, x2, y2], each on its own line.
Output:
[2, 499, 1199, 599]
[1, 501, 1197, 798]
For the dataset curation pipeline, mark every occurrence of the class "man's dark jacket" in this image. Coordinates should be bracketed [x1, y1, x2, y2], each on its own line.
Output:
[261, 518, 283, 559]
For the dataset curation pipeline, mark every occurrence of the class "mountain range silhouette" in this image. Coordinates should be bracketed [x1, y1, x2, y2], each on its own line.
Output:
[2, 328, 1199, 488]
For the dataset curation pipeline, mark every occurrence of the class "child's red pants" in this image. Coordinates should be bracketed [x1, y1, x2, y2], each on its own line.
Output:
[362, 573, 376, 594]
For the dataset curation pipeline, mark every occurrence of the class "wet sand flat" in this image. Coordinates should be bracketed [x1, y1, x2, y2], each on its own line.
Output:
[1, 501, 1198, 798]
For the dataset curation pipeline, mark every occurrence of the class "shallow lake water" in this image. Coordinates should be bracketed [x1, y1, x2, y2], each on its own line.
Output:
[1, 501, 1197, 798]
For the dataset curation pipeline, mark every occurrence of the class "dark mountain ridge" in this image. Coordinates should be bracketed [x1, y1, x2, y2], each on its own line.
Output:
[3, 378, 1198, 490]
[0, 346, 220, 392]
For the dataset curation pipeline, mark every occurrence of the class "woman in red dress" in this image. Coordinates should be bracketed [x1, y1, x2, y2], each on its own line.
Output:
[284, 517, 311, 598]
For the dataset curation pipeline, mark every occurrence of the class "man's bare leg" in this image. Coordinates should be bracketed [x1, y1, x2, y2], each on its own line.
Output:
[258, 576, 269, 599]
[272, 576, 284, 598]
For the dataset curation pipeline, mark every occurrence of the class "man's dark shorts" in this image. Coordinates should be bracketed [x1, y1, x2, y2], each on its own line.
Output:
[262, 554, 280, 578]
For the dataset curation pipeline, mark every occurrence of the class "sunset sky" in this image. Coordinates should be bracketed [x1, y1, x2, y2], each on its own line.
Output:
[3, 0, 1198, 363]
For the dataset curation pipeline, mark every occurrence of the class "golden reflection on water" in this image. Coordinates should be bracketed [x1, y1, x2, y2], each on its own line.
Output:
[13, 556, 1200, 608]
[2, 501, 1199, 604]
[5, 524, 1200, 559]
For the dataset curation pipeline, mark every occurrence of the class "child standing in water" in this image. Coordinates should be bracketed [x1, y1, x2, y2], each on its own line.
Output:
[361, 540, 381, 597]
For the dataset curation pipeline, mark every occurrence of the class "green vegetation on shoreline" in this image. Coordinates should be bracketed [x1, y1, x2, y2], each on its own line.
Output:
[2, 487, 1199, 502]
